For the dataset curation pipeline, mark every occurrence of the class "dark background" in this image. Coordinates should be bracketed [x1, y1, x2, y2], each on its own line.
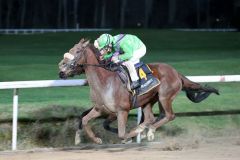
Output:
[0, 0, 240, 29]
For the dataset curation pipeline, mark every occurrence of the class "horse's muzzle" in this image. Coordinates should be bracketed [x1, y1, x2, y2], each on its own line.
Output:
[59, 71, 67, 79]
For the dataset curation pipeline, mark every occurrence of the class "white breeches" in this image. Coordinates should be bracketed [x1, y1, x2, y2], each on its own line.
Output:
[123, 45, 146, 81]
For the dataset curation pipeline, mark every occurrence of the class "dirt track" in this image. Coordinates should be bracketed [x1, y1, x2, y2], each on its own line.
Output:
[1, 137, 240, 160]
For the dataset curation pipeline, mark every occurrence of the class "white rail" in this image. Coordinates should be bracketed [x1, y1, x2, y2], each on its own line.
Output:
[0, 79, 87, 151]
[1, 75, 239, 90]
[0, 79, 88, 89]
[187, 75, 240, 83]
[0, 75, 240, 150]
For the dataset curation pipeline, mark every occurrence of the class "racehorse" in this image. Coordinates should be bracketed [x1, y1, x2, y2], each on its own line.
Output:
[58, 39, 219, 144]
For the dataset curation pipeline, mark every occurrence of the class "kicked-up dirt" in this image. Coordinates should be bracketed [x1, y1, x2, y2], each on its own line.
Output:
[1, 136, 239, 160]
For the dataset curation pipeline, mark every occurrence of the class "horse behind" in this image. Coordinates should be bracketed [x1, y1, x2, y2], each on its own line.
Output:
[58, 39, 219, 144]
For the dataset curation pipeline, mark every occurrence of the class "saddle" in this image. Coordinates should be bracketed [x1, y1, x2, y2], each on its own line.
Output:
[108, 62, 160, 96]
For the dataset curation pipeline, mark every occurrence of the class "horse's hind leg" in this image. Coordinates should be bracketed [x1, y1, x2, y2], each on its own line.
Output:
[81, 107, 102, 144]
[147, 98, 175, 141]
[125, 103, 156, 139]
[155, 101, 165, 122]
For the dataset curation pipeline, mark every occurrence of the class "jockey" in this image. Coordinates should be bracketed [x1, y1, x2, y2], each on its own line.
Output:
[94, 33, 146, 90]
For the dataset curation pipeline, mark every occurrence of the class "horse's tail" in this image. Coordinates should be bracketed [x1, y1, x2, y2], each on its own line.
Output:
[179, 73, 219, 103]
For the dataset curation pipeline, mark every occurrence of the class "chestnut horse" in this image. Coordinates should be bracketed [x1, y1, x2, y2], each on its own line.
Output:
[58, 39, 219, 144]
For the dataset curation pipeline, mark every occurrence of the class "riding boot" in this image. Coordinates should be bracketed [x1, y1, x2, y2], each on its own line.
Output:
[131, 80, 140, 90]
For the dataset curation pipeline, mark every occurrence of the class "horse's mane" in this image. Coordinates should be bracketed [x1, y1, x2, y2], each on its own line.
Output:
[88, 43, 100, 55]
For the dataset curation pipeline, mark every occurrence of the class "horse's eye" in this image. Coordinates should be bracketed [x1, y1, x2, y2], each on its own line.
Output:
[70, 63, 75, 69]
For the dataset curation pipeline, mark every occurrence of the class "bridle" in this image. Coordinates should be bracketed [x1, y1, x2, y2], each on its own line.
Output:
[66, 43, 114, 72]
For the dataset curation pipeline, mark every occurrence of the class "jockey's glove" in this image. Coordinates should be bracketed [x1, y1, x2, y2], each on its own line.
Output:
[111, 56, 121, 63]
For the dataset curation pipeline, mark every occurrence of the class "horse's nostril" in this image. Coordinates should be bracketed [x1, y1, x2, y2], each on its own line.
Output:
[59, 71, 66, 79]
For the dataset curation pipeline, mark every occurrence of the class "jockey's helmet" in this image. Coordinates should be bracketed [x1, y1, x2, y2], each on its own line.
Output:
[94, 34, 113, 50]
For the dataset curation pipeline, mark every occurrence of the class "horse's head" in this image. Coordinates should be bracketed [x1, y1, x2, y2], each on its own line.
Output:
[58, 39, 89, 79]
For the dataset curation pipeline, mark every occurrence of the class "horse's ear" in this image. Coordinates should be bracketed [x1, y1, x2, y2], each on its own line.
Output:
[79, 38, 85, 44]
[83, 40, 90, 47]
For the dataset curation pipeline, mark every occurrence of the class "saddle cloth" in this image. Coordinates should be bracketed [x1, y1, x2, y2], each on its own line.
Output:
[117, 62, 160, 96]
[135, 62, 160, 96]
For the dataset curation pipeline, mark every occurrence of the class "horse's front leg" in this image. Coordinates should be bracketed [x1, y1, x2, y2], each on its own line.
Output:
[117, 110, 129, 143]
[103, 113, 118, 134]
[81, 107, 102, 144]
[75, 107, 93, 145]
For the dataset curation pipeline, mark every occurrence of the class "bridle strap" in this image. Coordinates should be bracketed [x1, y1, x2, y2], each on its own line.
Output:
[80, 63, 107, 68]
[78, 44, 112, 70]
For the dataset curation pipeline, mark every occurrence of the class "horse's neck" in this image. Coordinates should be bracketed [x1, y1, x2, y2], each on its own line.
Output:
[84, 48, 115, 89]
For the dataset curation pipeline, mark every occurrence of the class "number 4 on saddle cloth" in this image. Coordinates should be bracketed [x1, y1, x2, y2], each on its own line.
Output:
[134, 62, 160, 95]
[115, 62, 160, 96]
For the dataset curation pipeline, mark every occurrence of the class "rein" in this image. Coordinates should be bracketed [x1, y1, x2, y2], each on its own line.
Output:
[79, 63, 107, 68]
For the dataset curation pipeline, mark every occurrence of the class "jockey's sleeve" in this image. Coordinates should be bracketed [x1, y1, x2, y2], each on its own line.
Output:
[118, 43, 133, 61]
[103, 52, 113, 60]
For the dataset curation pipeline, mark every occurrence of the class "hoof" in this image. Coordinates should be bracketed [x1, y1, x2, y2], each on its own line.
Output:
[75, 130, 81, 145]
[121, 138, 133, 144]
[141, 131, 147, 140]
[147, 132, 154, 141]
[147, 127, 155, 141]
[135, 124, 146, 133]
[93, 137, 103, 144]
